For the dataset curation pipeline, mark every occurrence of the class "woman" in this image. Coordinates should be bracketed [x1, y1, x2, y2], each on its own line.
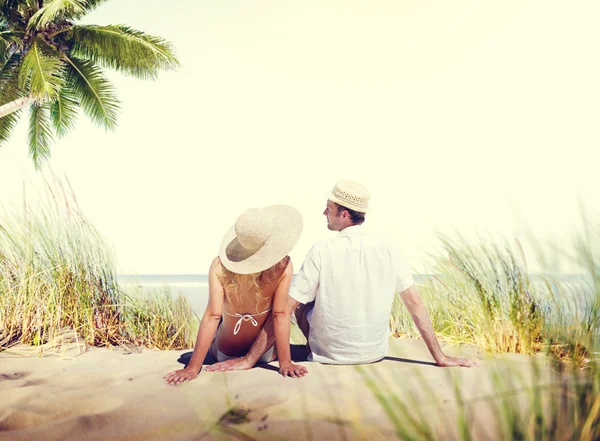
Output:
[164, 205, 307, 385]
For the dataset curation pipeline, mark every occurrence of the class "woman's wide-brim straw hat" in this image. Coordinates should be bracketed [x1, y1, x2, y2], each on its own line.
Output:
[326, 180, 371, 213]
[219, 205, 303, 274]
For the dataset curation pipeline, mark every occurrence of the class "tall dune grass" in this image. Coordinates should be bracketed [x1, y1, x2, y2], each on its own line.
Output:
[382, 222, 600, 440]
[0, 180, 196, 353]
[120, 285, 197, 350]
[390, 232, 598, 367]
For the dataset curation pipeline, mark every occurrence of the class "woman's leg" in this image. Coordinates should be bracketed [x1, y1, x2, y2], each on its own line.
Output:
[257, 344, 277, 363]
[210, 318, 230, 362]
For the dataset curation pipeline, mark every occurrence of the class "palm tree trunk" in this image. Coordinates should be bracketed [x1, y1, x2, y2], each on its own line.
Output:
[0, 97, 34, 119]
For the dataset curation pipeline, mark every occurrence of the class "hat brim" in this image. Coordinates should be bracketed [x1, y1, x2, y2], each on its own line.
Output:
[219, 205, 303, 274]
[325, 191, 371, 213]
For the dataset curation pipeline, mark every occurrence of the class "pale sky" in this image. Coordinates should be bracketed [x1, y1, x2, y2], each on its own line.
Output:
[0, 0, 598, 274]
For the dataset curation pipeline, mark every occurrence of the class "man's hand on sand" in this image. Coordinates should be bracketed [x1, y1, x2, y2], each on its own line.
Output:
[163, 367, 199, 385]
[279, 362, 308, 378]
[203, 357, 252, 372]
[437, 355, 480, 368]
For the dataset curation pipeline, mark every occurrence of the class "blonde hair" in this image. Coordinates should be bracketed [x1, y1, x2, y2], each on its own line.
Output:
[218, 256, 288, 313]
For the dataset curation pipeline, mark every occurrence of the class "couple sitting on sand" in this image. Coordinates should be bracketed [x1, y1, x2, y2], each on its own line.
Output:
[164, 180, 478, 385]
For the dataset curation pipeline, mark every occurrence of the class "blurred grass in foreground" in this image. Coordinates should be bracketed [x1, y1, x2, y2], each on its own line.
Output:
[383, 219, 599, 440]
[358, 354, 599, 441]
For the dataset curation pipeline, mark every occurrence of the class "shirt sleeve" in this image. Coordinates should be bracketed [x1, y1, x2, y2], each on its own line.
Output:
[289, 245, 321, 304]
[393, 243, 414, 293]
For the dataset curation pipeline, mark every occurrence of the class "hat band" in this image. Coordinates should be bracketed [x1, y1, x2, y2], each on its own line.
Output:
[332, 187, 369, 210]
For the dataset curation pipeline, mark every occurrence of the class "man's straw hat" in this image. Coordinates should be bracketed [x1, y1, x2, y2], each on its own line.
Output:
[219, 205, 303, 274]
[327, 180, 371, 213]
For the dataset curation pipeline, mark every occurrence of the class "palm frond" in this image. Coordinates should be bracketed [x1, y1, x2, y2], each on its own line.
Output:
[28, 102, 54, 168]
[0, 30, 13, 55]
[70, 25, 179, 80]
[1, 14, 19, 38]
[0, 51, 21, 101]
[0, 27, 18, 55]
[3, 0, 38, 19]
[0, 3, 27, 26]
[79, 0, 109, 14]
[0, 53, 27, 120]
[63, 55, 118, 130]
[50, 85, 78, 137]
[0, 107, 21, 145]
[27, 0, 110, 29]
[0, 30, 24, 60]
[27, 0, 86, 30]
[18, 36, 64, 101]
[0, 0, 29, 11]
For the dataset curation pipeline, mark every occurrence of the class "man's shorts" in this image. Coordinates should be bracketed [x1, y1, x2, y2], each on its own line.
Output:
[294, 301, 314, 339]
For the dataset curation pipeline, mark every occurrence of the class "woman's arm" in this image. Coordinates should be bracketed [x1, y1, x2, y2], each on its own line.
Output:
[273, 259, 308, 378]
[204, 258, 307, 375]
[164, 257, 224, 384]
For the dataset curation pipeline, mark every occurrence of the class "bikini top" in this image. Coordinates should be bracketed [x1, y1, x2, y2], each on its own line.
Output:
[223, 308, 272, 335]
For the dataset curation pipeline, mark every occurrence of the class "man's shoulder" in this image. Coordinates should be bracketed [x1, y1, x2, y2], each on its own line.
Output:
[309, 239, 330, 254]
[354, 229, 396, 247]
[363, 230, 391, 240]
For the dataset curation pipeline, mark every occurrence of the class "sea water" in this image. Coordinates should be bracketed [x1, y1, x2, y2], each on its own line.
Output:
[118, 274, 210, 316]
[117, 274, 597, 320]
[117, 275, 438, 315]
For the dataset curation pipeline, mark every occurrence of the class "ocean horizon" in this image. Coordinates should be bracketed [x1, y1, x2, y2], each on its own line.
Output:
[117, 273, 594, 317]
[117, 273, 592, 284]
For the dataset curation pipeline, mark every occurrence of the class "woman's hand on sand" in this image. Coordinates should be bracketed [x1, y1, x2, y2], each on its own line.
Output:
[437, 356, 480, 368]
[163, 367, 200, 385]
[204, 357, 253, 372]
[279, 362, 308, 378]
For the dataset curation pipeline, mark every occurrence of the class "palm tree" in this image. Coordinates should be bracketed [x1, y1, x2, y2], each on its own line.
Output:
[0, 0, 179, 168]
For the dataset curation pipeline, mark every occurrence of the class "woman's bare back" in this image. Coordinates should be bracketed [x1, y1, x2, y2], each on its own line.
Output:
[215, 256, 290, 357]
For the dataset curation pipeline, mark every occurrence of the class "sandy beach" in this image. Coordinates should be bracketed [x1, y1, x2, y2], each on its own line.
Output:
[0, 337, 574, 441]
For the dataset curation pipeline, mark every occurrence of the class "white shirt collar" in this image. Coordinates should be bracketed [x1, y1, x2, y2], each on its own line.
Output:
[337, 224, 363, 237]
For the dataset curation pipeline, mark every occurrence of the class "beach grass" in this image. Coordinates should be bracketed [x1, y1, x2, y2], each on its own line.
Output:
[2, 181, 596, 365]
[358, 355, 599, 441]
[119, 285, 198, 350]
[390, 232, 598, 369]
[0, 180, 197, 353]
[383, 222, 599, 440]
[1, 182, 599, 439]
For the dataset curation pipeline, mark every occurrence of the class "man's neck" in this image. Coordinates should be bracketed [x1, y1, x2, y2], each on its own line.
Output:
[338, 223, 361, 232]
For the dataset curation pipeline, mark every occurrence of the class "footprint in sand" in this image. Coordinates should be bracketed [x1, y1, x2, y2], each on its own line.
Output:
[18, 379, 46, 387]
[0, 372, 30, 381]
[0, 394, 124, 431]
[0, 373, 45, 389]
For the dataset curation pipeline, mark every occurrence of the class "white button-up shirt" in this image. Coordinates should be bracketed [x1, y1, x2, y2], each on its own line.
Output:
[290, 225, 414, 364]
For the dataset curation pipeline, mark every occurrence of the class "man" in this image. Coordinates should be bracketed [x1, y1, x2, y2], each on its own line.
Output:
[206, 180, 478, 376]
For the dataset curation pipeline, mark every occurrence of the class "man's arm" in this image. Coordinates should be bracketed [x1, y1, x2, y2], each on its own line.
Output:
[399, 285, 479, 368]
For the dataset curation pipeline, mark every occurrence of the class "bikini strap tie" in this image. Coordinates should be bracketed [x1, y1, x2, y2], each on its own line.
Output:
[223, 309, 271, 335]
